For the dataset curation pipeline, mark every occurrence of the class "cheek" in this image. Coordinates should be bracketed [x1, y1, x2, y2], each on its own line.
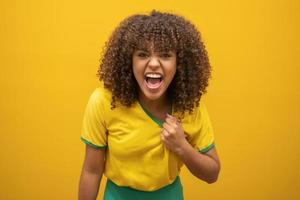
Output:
[172, 65, 177, 76]
[132, 60, 139, 77]
[132, 65, 144, 82]
[132, 68, 139, 82]
[166, 69, 176, 86]
[171, 60, 177, 77]
[166, 64, 177, 80]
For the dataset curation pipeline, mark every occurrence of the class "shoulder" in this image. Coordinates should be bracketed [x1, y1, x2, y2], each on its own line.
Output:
[197, 98, 209, 117]
[94, 81, 112, 99]
[185, 98, 208, 119]
[179, 98, 212, 130]
[92, 82, 111, 98]
[88, 82, 112, 110]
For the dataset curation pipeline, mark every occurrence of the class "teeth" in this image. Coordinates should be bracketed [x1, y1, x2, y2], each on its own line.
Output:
[145, 73, 162, 78]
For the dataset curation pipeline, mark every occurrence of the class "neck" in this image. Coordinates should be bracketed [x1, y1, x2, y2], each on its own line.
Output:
[138, 93, 170, 112]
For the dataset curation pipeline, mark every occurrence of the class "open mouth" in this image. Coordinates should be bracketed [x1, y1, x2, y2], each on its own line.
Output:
[144, 73, 163, 89]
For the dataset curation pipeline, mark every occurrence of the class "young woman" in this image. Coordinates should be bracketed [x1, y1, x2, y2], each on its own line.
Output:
[78, 10, 220, 200]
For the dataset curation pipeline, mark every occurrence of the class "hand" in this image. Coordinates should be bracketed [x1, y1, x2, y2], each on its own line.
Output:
[161, 113, 189, 155]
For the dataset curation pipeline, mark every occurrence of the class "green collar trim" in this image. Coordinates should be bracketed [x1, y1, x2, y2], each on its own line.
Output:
[138, 100, 172, 127]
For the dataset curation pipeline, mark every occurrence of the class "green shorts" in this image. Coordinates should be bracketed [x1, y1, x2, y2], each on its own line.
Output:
[103, 176, 184, 200]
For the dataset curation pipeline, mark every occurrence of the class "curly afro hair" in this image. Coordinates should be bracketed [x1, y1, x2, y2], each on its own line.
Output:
[97, 10, 212, 117]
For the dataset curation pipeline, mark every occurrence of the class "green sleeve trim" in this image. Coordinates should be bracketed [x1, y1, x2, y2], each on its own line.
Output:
[199, 142, 215, 153]
[80, 136, 107, 149]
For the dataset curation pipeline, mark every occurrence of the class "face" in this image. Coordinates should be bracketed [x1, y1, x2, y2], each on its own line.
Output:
[132, 47, 177, 102]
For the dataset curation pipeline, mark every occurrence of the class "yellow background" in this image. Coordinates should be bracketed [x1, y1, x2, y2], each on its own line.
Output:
[0, 0, 299, 199]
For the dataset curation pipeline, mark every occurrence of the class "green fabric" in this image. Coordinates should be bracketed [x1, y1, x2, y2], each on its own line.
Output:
[80, 136, 107, 149]
[103, 176, 184, 200]
[138, 100, 165, 127]
[199, 142, 215, 153]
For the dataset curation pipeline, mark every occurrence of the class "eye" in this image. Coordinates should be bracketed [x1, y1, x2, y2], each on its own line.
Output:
[137, 52, 148, 58]
[161, 52, 172, 58]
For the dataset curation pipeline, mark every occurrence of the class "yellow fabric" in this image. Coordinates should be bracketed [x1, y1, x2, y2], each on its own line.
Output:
[80, 83, 215, 191]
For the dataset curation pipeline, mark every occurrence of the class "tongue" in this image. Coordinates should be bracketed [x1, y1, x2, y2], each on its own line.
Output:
[147, 78, 161, 85]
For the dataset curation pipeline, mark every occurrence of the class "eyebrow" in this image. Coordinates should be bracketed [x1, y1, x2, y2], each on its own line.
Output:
[135, 49, 175, 53]
[135, 49, 149, 52]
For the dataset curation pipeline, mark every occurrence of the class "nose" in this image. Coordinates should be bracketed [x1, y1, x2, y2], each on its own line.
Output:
[148, 56, 160, 69]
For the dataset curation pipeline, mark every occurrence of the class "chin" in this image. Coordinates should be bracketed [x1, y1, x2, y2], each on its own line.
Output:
[142, 91, 165, 101]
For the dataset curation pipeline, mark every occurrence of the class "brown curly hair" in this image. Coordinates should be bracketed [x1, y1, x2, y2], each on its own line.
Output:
[97, 10, 211, 117]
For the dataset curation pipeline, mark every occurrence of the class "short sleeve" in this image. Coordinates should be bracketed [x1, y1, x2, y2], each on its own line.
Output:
[80, 88, 107, 149]
[192, 102, 215, 154]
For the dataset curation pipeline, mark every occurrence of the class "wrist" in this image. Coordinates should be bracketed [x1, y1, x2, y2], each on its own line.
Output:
[176, 139, 192, 157]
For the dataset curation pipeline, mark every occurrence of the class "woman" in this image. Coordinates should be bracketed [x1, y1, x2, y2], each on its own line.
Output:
[78, 10, 220, 200]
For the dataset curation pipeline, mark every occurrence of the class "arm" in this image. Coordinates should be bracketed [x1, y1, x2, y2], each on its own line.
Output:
[162, 114, 220, 184]
[78, 145, 106, 200]
[177, 143, 220, 183]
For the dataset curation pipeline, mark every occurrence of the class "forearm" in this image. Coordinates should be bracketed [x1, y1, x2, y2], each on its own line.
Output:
[78, 170, 102, 200]
[177, 141, 220, 183]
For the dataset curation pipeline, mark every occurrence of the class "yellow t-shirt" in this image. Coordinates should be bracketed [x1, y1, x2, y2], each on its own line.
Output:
[80, 83, 215, 191]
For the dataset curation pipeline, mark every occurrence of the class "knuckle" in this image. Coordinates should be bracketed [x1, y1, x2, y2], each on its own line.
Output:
[169, 129, 176, 134]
